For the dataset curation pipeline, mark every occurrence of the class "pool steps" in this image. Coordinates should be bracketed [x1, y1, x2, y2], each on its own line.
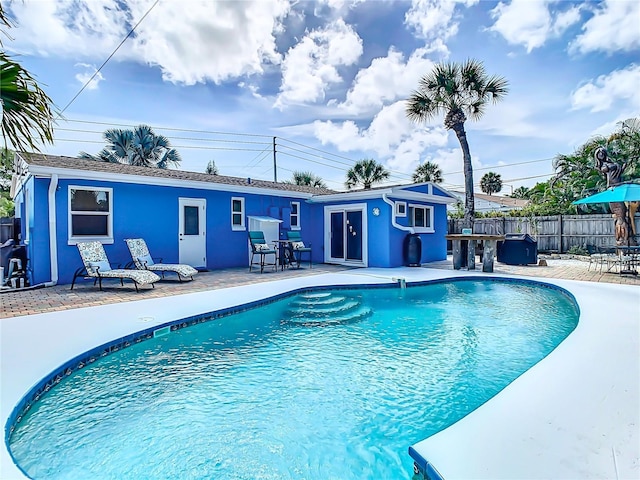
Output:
[285, 292, 372, 326]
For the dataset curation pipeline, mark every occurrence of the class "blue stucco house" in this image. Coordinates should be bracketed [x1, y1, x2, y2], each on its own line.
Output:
[11, 153, 456, 286]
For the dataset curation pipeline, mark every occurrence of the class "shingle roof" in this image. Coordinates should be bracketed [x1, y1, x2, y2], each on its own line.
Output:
[19, 153, 337, 195]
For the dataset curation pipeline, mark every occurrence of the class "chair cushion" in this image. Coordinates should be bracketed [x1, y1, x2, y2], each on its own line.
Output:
[254, 243, 271, 252]
[137, 254, 155, 267]
[291, 241, 306, 250]
[88, 261, 111, 274]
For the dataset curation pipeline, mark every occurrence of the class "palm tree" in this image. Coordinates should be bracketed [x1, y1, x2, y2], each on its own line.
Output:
[406, 59, 508, 228]
[412, 161, 443, 183]
[345, 158, 390, 190]
[510, 186, 530, 199]
[286, 171, 327, 188]
[0, 5, 55, 153]
[480, 172, 503, 195]
[205, 160, 218, 175]
[79, 125, 181, 169]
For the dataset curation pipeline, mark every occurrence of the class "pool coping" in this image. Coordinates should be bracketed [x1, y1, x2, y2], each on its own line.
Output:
[1, 267, 639, 479]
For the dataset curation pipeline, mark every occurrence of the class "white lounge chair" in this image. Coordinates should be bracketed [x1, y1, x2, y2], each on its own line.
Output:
[125, 238, 198, 281]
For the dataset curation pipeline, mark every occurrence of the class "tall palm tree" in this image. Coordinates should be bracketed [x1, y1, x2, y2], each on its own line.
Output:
[412, 161, 443, 183]
[286, 171, 327, 188]
[0, 5, 55, 153]
[406, 59, 508, 228]
[345, 158, 389, 190]
[79, 125, 181, 169]
[480, 171, 502, 195]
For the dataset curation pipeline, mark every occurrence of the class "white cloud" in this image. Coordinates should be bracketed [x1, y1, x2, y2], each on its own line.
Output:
[488, 0, 581, 53]
[405, 0, 479, 43]
[313, 101, 449, 173]
[338, 47, 436, 115]
[275, 18, 363, 108]
[570, 0, 640, 54]
[571, 64, 640, 113]
[74, 63, 104, 90]
[6, 0, 291, 85]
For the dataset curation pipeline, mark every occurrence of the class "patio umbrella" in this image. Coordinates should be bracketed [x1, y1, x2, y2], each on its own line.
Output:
[573, 183, 640, 204]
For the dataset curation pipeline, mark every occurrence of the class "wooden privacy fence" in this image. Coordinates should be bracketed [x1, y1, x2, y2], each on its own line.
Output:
[448, 214, 640, 253]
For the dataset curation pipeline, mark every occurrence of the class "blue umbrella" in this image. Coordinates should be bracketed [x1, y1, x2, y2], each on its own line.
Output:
[573, 183, 640, 204]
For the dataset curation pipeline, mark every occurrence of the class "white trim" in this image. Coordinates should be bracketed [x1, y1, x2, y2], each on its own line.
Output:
[408, 203, 435, 234]
[25, 163, 314, 199]
[231, 197, 245, 231]
[48, 175, 59, 285]
[382, 194, 414, 234]
[311, 188, 456, 204]
[290, 201, 301, 230]
[323, 203, 368, 267]
[395, 201, 407, 217]
[67, 185, 114, 245]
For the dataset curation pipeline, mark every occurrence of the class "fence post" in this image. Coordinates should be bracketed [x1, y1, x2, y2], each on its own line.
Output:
[557, 214, 563, 253]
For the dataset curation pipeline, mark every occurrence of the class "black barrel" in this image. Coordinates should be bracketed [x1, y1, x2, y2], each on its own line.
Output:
[404, 233, 422, 267]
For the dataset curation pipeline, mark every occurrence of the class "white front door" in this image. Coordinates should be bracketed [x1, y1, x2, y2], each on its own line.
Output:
[178, 198, 206, 268]
[324, 203, 367, 267]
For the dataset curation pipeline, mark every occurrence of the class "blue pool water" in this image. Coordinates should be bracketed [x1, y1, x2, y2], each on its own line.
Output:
[8, 280, 579, 479]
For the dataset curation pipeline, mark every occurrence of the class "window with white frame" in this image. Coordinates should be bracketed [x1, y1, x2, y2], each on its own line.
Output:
[395, 201, 407, 217]
[290, 201, 300, 230]
[68, 186, 113, 243]
[409, 204, 434, 232]
[231, 197, 245, 230]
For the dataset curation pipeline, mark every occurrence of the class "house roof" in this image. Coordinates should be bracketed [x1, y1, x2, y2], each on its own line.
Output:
[449, 191, 529, 209]
[17, 153, 337, 196]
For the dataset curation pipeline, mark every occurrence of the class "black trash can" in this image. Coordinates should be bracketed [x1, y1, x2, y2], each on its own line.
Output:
[497, 233, 538, 265]
[403, 233, 422, 267]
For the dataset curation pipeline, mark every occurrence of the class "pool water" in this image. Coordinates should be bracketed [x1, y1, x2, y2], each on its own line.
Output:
[8, 280, 579, 479]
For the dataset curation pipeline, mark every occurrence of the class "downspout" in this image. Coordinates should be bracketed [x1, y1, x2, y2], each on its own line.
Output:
[46, 174, 59, 286]
[382, 193, 414, 234]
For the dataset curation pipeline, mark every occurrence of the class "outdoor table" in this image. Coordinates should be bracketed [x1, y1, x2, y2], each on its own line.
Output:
[615, 245, 640, 276]
[272, 240, 294, 270]
[446, 234, 505, 273]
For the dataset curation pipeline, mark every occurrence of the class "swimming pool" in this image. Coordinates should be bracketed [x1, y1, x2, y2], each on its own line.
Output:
[7, 278, 579, 479]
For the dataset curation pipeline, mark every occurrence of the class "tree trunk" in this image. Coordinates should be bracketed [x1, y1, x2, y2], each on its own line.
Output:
[452, 123, 475, 229]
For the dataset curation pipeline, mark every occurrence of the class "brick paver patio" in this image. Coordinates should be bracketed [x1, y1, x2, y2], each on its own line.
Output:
[1, 257, 637, 319]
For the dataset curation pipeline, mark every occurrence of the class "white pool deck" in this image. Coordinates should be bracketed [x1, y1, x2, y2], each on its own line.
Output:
[1, 267, 639, 479]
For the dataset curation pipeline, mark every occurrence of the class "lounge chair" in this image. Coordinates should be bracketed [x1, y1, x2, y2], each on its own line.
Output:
[286, 230, 312, 268]
[125, 238, 198, 281]
[71, 241, 160, 292]
[248, 231, 277, 273]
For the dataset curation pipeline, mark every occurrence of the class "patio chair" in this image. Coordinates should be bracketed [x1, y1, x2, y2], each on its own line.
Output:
[71, 241, 160, 292]
[125, 238, 198, 281]
[248, 231, 277, 273]
[286, 230, 312, 268]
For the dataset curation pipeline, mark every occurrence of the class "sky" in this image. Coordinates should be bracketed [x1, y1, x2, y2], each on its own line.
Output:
[3, 0, 639, 193]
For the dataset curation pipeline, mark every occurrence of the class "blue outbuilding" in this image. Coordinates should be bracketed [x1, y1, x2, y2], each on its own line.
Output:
[11, 153, 456, 286]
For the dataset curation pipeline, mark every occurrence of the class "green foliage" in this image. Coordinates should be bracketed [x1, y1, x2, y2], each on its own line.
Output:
[79, 125, 181, 169]
[0, 192, 14, 216]
[549, 116, 640, 215]
[480, 171, 502, 195]
[0, 5, 56, 153]
[345, 159, 389, 190]
[286, 171, 327, 188]
[205, 160, 218, 175]
[412, 161, 443, 183]
[566, 245, 588, 256]
[510, 186, 530, 199]
[447, 200, 465, 219]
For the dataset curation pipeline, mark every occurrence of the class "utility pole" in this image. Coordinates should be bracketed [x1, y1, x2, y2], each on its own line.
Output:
[273, 137, 277, 182]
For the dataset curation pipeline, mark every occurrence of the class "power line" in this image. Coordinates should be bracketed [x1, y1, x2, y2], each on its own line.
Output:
[64, 118, 273, 138]
[58, 0, 161, 116]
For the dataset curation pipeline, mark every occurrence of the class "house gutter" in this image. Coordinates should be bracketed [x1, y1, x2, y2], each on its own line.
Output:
[46, 174, 58, 286]
[382, 193, 414, 234]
